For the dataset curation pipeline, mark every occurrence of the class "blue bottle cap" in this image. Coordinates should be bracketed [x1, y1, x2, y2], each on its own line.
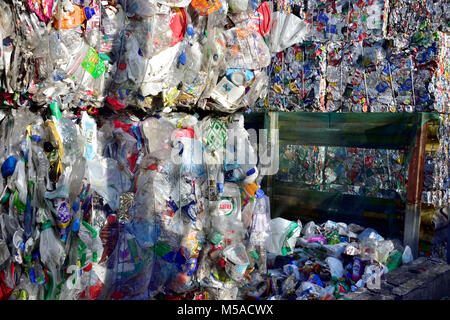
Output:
[187, 26, 194, 37]
[72, 219, 80, 232]
[179, 52, 187, 66]
[31, 135, 41, 142]
[217, 182, 224, 194]
[61, 233, 68, 242]
[1, 155, 17, 177]
[20, 242, 25, 251]
[84, 7, 95, 20]
[256, 189, 265, 199]
[246, 168, 256, 176]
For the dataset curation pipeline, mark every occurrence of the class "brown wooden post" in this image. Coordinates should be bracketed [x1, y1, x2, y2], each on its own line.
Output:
[404, 120, 428, 258]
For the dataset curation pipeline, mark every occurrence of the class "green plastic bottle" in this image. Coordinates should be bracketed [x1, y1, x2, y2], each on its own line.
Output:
[49, 101, 62, 120]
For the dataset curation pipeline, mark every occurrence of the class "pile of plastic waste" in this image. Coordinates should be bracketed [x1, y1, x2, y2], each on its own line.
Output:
[0, 104, 424, 300]
[0, 104, 275, 300]
[246, 218, 415, 300]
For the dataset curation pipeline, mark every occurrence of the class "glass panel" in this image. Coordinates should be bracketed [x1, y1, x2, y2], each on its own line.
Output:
[276, 144, 409, 200]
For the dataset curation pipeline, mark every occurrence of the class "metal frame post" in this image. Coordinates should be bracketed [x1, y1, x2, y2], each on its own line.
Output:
[404, 120, 428, 259]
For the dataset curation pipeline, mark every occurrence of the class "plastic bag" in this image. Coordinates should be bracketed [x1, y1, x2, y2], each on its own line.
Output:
[223, 244, 250, 280]
[302, 221, 319, 239]
[269, 11, 309, 54]
[266, 218, 301, 256]
[39, 221, 66, 299]
[0, 240, 10, 265]
[86, 157, 131, 211]
[296, 281, 328, 299]
[357, 228, 384, 241]
[325, 256, 344, 279]
[139, 42, 182, 96]
[376, 240, 395, 264]
[323, 243, 347, 258]
[402, 245, 413, 264]
[141, 116, 175, 160]
[125, 219, 160, 248]
[249, 190, 271, 246]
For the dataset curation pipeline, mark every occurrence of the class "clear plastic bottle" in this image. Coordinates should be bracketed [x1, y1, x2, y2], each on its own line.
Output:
[49, 32, 70, 65]
[224, 114, 258, 183]
[249, 189, 271, 247]
[83, 0, 102, 48]
[256, 245, 267, 274]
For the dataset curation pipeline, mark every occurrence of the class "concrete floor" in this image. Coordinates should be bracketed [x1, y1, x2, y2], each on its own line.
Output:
[344, 257, 450, 300]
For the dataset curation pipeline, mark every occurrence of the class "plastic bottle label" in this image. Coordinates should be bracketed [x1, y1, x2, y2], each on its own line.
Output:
[191, 0, 222, 16]
[81, 112, 98, 160]
[53, 4, 86, 29]
[55, 199, 71, 231]
[81, 47, 105, 79]
[218, 198, 234, 215]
